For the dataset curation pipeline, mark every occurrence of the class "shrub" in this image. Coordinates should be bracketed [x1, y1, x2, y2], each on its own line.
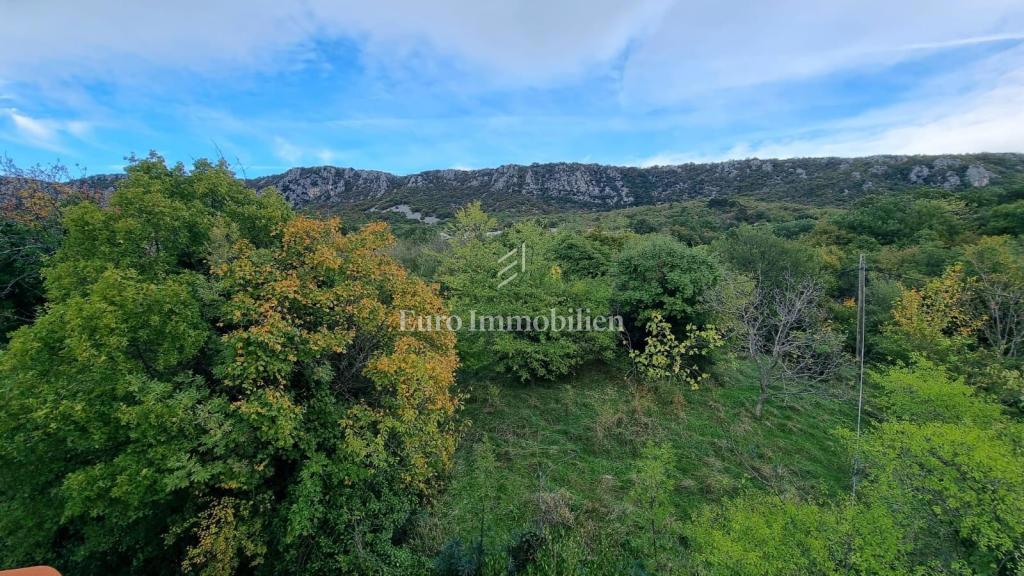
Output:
[611, 234, 721, 343]
[684, 495, 907, 576]
[629, 312, 723, 390]
[873, 359, 1003, 426]
[440, 218, 618, 382]
[855, 421, 1024, 572]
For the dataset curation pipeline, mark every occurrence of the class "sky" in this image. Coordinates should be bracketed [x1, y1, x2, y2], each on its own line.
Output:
[1, 1, 1024, 177]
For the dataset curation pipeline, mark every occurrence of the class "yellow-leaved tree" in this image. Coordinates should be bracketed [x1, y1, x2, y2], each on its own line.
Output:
[883, 264, 983, 365]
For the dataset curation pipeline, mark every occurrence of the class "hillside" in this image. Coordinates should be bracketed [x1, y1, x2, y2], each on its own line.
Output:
[244, 153, 1024, 217]
[19, 153, 1020, 220]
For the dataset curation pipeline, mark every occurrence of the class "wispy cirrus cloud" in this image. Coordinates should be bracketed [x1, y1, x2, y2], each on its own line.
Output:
[271, 136, 346, 166]
[637, 47, 1024, 166]
[1, 108, 93, 152]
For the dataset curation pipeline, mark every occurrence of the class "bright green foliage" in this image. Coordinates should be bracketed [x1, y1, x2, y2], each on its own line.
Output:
[849, 360, 1024, 574]
[874, 359, 1004, 426]
[446, 200, 498, 243]
[0, 156, 461, 575]
[629, 312, 722, 390]
[440, 217, 617, 382]
[611, 234, 721, 341]
[685, 495, 907, 576]
[626, 444, 680, 574]
[855, 421, 1024, 573]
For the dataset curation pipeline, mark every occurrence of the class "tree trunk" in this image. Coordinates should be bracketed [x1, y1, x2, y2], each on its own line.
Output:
[754, 373, 769, 418]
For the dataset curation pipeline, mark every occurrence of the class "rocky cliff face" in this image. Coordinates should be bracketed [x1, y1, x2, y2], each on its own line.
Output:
[49, 153, 1022, 216]
[247, 166, 398, 205]
[242, 153, 1023, 215]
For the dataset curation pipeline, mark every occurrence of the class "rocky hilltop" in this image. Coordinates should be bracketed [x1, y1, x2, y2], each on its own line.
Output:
[245, 153, 1024, 216]
[20, 153, 1019, 218]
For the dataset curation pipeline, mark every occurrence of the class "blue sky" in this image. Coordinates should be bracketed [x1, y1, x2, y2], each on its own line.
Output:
[1, 1, 1024, 177]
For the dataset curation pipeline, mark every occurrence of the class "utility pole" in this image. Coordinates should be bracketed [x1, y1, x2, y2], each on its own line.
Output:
[852, 253, 866, 495]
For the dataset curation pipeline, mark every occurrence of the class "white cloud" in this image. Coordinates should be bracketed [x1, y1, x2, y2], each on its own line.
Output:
[272, 137, 303, 164]
[8, 0, 1019, 97]
[619, 0, 1024, 106]
[4, 1, 1024, 167]
[1, 108, 93, 151]
[314, 148, 338, 164]
[271, 136, 346, 165]
[0, 0, 672, 86]
[638, 56, 1024, 165]
[7, 109, 55, 142]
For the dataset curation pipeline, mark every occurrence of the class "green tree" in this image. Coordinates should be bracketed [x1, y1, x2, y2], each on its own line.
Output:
[0, 156, 460, 574]
[980, 200, 1024, 236]
[963, 236, 1024, 359]
[834, 193, 967, 247]
[611, 234, 721, 343]
[445, 200, 497, 243]
[882, 264, 982, 365]
[551, 231, 614, 278]
[715, 225, 828, 293]
[440, 219, 617, 382]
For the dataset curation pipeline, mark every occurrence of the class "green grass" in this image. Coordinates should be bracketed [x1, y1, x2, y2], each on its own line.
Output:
[410, 359, 859, 574]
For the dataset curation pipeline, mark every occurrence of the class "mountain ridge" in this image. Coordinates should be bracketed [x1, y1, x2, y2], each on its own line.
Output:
[47, 152, 1024, 217]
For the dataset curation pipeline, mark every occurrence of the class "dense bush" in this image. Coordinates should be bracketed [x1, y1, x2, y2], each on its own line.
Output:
[715, 225, 829, 292]
[834, 193, 968, 247]
[685, 495, 906, 576]
[440, 215, 617, 382]
[873, 359, 1003, 426]
[856, 420, 1024, 572]
[0, 157, 460, 574]
[610, 234, 721, 343]
[551, 231, 614, 278]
